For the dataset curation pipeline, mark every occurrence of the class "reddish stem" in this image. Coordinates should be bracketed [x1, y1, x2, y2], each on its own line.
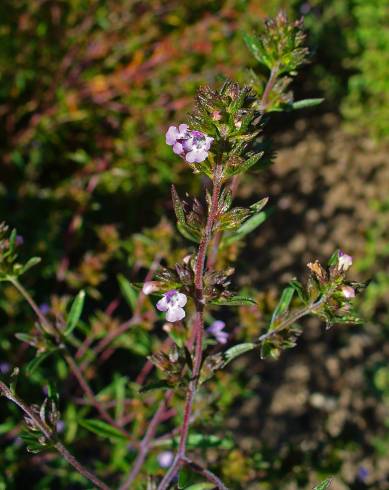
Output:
[158, 164, 223, 490]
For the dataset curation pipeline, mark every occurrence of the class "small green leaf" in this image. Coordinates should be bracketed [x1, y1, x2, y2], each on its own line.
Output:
[177, 223, 201, 243]
[223, 207, 272, 245]
[15, 333, 36, 346]
[171, 185, 186, 226]
[79, 419, 127, 441]
[118, 274, 138, 311]
[64, 290, 86, 336]
[26, 350, 58, 376]
[20, 257, 41, 275]
[210, 295, 257, 306]
[289, 279, 307, 303]
[222, 342, 257, 367]
[270, 286, 295, 329]
[291, 98, 324, 110]
[314, 478, 333, 490]
[8, 229, 17, 255]
[243, 32, 263, 63]
[185, 433, 233, 449]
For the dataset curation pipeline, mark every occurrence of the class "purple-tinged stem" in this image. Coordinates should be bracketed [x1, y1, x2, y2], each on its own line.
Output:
[158, 164, 223, 490]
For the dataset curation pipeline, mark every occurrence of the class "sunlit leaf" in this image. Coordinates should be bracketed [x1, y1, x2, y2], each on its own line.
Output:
[64, 290, 86, 336]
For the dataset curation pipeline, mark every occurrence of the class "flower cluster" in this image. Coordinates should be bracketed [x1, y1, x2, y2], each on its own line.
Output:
[166, 124, 213, 163]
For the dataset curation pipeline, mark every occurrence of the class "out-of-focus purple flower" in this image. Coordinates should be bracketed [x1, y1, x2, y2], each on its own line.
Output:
[338, 251, 353, 272]
[165, 124, 213, 163]
[341, 285, 356, 299]
[156, 290, 187, 323]
[157, 450, 174, 468]
[207, 320, 229, 344]
[0, 362, 11, 374]
[300, 2, 311, 14]
[15, 235, 24, 246]
[56, 420, 65, 433]
[39, 303, 50, 315]
[357, 466, 369, 482]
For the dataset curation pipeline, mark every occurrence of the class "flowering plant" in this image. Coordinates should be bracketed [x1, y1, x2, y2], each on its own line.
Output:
[0, 12, 365, 490]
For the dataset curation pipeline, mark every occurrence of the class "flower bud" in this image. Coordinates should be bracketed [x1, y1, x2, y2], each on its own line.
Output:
[341, 285, 355, 299]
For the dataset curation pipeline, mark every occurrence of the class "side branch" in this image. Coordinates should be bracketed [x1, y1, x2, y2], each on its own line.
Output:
[0, 381, 110, 490]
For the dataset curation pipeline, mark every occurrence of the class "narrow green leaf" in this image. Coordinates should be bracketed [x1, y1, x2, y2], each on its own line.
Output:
[26, 350, 58, 376]
[226, 151, 264, 177]
[79, 419, 127, 441]
[8, 229, 17, 255]
[314, 478, 333, 490]
[15, 333, 36, 346]
[171, 185, 186, 226]
[64, 290, 86, 336]
[289, 279, 307, 303]
[291, 98, 324, 110]
[243, 32, 263, 63]
[177, 223, 201, 243]
[222, 342, 257, 367]
[270, 286, 295, 328]
[210, 295, 257, 306]
[223, 208, 272, 245]
[185, 433, 233, 449]
[118, 274, 138, 311]
[20, 257, 41, 275]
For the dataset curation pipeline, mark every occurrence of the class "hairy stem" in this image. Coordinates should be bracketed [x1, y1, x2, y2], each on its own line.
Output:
[158, 164, 223, 490]
[0, 381, 110, 490]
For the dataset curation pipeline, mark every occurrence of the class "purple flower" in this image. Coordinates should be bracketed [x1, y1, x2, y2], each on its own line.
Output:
[0, 362, 11, 374]
[357, 466, 369, 482]
[341, 285, 355, 299]
[15, 235, 24, 246]
[338, 251, 353, 272]
[165, 124, 213, 163]
[207, 320, 229, 344]
[56, 420, 65, 433]
[157, 450, 174, 468]
[39, 303, 50, 315]
[156, 290, 187, 323]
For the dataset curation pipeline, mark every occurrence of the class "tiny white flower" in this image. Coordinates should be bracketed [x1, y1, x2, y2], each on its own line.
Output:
[156, 290, 187, 323]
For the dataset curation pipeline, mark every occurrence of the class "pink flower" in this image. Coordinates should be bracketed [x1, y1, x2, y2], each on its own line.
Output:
[341, 285, 355, 299]
[207, 320, 229, 344]
[165, 124, 213, 163]
[156, 290, 187, 323]
[338, 251, 353, 272]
